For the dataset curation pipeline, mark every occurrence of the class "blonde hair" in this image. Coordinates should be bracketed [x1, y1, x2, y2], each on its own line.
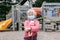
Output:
[27, 9, 37, 16]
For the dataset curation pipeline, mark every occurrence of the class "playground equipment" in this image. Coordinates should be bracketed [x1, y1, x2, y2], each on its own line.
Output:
[0, 18, 12, 30]
[6, 5, 30, 31]
[0, 0, 37, 31]
[32, 7, 41, 16]
[0, 0, 43, 31]
[42, 2, 60, 31]
[0, 6, 41, 31]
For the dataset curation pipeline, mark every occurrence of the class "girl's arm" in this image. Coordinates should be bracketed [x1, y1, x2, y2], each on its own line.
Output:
[24, 20, 31, 32]
[31, 20, 40, 32]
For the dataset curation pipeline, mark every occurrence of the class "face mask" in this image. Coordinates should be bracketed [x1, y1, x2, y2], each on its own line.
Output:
[28, 16, 35, 20]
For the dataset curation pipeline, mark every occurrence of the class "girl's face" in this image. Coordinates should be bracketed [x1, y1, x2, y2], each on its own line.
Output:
[27, 12, 35, 20]
[28, 12, 34, 16]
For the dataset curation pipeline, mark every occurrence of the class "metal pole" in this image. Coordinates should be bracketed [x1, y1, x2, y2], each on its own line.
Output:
[43, 10, 46, 31]
[11, 0, 17, 31]
[17, 5, 22, 31]
[12, 5, 15, 31]
[28, 0, 32, 8]
[42, 2, 46, 31]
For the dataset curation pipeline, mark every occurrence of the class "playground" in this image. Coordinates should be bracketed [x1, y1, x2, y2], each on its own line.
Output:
[0, 1, 60, 31]
[0, 0, 60, 40]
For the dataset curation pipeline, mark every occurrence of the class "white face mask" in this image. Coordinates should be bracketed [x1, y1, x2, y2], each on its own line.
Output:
[28, 16, 35, 20]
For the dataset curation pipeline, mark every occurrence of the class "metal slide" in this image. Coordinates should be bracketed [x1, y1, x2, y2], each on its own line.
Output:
[0, 18, 12, 30]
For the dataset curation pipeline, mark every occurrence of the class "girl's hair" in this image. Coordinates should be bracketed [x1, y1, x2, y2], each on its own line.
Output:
[27, 9, 37, 16]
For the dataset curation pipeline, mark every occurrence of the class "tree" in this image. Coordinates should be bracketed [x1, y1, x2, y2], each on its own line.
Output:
[33, 0, 60, 7]
[0, 0, 11, 20]
[33, 0, 43, 7]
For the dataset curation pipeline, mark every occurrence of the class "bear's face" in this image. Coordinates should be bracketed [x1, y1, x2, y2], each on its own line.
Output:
[30, 21, 35, 26]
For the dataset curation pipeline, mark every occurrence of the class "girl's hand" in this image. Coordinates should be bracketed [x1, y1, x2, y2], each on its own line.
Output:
[28, 32, 32, 37]
[30, 21, 34, 26]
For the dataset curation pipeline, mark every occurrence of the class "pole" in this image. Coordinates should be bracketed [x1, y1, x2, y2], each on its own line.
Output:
[17, 5, 22, 31]
[12, 5, 15, 31]
[28, 0, 32, 8]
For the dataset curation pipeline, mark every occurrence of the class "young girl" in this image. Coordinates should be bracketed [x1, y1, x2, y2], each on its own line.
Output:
[24, 9, 40, 40]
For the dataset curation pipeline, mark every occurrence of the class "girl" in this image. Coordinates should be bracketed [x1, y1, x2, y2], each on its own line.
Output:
[24, 9, 40, 40]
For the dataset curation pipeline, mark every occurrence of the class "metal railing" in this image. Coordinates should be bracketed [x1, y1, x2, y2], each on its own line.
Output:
[6, 9, 12, 19]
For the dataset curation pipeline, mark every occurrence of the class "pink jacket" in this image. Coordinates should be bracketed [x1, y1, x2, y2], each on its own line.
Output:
[24, 19, 40, 38]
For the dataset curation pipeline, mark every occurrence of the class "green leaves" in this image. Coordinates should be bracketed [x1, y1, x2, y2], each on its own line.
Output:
[33, 0, 60, 7]
[33, 0, 43, 7]
[46, 0, 60, 2]
[0, 5, 11, 20]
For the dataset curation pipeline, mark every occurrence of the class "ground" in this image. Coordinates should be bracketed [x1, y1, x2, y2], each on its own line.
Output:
[0, 31, 60, 40]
